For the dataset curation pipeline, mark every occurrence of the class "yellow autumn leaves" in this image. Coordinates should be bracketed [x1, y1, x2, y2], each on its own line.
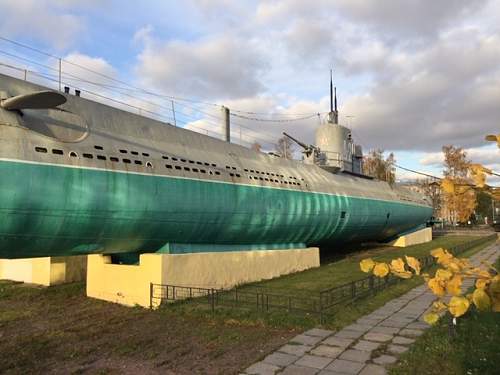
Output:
[360, 246, 499, 325]
[360, 256, 421, 279]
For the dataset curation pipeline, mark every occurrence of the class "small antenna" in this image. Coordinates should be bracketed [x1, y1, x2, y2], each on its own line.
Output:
[329, 69, 333, 113]
[334, 86, 337, 113]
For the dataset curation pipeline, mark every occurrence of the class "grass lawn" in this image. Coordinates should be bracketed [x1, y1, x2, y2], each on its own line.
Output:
[389, 256, 500, 375]
[0, 281, 298, 374]
[241, 235, 481, 296]
[167, 236, 496, 331]
[0, 235, 495, 374]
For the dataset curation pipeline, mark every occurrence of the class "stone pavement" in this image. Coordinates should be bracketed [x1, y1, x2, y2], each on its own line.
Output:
[243, 241, 499, 375]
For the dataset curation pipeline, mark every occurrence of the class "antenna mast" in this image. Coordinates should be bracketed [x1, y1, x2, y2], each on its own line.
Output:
[330, 69, 333, 113]
[328, 69, 338, 124]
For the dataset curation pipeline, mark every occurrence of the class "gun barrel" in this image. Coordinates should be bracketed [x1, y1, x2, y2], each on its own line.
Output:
[282, 132, 308, 149]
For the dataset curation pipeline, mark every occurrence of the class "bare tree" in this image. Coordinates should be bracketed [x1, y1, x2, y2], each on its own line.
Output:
[251, 142, 262, 152]
[418, 179, 442, 217]
[362, 149, 396, 184]
[275, 136, 295, 159]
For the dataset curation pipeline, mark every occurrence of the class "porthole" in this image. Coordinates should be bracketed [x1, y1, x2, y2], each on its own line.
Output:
[119, 149, 127, 154]
[229, 172, 234, 177]
[123, 159, 131, 164]
[193, 168, 199, 172]
[69, 151, 78, 158]
[189, 160, 195, 164]
[166, 164, 173, 169]
[110, 157, 119, 162]
[215, 171, 220, 175]
[97, 155, 106, 161]
[211, 163, 216, 167]
[131, 151, 139, 156]
[172, 157, 178, 161]
[83, 153, 93, 159]
[162, 156, 169, 160]
[175, 166, 181, 170]
[181, 159, 187, 162]
[52, 149, 63, 155]
[146, 161, 153, 168]
[204, 162, 210, 166]
[134, 160, 142, 165]
[236, 174, 241, 177]
[196, 161, 203, 165]
[142, 152, 150, 157]
[94, 145, 103, 150]
[200, 169, 206, 173]
[184, 167, 190, 171]
[35, 147, 48, 153]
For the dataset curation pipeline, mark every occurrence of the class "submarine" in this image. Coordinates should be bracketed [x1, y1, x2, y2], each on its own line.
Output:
[0, 72, 432, 260]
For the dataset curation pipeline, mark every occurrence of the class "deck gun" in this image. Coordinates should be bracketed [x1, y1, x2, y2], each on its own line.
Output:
[282, 132, 320, 158]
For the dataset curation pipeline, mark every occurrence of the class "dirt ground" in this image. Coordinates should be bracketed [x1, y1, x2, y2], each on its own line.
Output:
[0, 281, 296, 374]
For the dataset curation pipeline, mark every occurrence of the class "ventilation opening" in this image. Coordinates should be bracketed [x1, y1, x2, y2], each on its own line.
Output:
[340, 211, 346, 219]
[69, 151, 78, 158]
[146, 161, 153, 168]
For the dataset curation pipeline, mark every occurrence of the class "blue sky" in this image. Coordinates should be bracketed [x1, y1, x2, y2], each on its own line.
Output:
[0, 0, 498, 184]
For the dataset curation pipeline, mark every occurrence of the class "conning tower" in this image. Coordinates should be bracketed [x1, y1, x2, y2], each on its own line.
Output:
[315, 71, 363, 174]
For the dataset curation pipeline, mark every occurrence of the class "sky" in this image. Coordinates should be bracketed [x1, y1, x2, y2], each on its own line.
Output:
[0, 0, 498, 185]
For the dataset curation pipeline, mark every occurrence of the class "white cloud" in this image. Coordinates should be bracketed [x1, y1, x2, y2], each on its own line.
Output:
[133, 32, 268, 100]
[0, 0, 86, 49]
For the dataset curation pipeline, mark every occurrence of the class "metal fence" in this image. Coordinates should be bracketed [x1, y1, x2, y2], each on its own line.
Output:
[150, 234, 496, 323]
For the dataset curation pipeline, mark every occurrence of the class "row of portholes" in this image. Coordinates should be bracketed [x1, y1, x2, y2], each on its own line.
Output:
[243, 168, 305, 183]
[162, 155, 217, 168]
[165, 164, 221, 176]
[248, 175, 301, 186]
[35, 147, 153, 168]
[35, 146, 304, 186]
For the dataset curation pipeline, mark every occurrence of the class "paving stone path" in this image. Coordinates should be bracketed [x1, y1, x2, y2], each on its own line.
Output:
[243, 241, 499, 375]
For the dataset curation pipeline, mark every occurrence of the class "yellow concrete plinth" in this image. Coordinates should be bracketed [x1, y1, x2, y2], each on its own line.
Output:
[86, 247, 320, 308]
[389, 227, 433, 247]
[0, 256, 87, 286]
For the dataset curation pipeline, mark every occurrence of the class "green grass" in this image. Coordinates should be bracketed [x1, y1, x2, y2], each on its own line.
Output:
[161, 236, 496, 331]
[239, 235, 480, 297]
[389, 255, 500, 375]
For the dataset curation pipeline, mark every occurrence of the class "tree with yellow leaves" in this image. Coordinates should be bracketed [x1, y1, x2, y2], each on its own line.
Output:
[440, 145, 477, 224]
[360, 248, 499, 325]
[485, 134, 500, 148]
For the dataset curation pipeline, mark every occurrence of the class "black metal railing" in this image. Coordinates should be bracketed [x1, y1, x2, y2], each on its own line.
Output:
[150, 234, 496, 323]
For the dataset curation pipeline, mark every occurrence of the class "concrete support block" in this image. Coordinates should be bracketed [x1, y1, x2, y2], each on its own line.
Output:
[389, 227, 432, 247]
[86, 247, 320, 308]
[0, 256, 86, 286]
